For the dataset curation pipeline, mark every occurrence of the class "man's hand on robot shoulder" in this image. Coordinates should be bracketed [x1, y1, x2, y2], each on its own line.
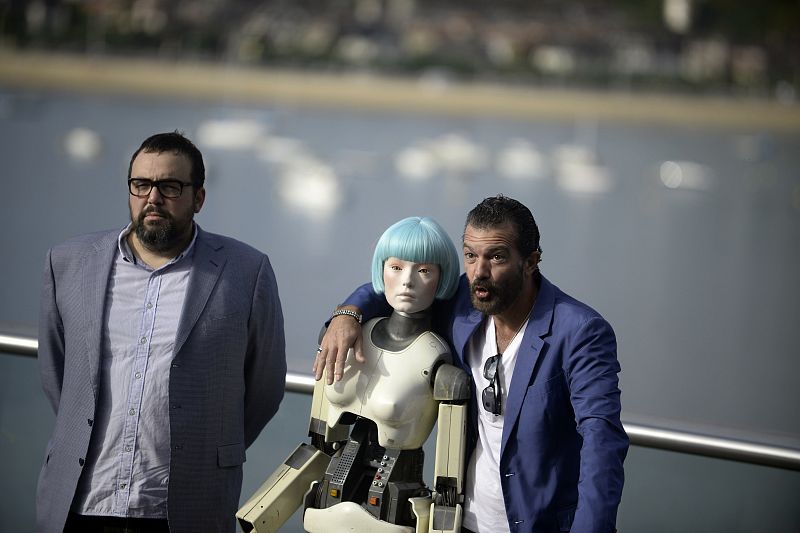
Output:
[313, 312, 364, 385]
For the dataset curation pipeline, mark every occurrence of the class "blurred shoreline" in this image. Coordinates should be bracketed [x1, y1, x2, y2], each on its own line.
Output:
[2, 50, 799, 131]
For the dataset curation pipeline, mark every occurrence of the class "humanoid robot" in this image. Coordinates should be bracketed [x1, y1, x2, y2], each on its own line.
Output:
[237, 217, 470, 533]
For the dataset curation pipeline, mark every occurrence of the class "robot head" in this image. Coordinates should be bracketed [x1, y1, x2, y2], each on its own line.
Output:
[371, 217, 460, 300]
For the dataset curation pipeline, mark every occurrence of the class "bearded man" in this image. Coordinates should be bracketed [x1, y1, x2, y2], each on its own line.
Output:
[36, 131, 286, 533]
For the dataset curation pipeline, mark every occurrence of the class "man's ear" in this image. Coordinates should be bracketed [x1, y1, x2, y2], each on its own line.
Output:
[194, 187, 206, 213]
[524, 250, 541, 275]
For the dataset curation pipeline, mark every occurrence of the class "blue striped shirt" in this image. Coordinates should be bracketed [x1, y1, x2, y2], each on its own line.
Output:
[73, 224, 197, 518]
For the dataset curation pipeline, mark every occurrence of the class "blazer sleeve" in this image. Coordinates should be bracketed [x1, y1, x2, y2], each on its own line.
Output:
[243, 254, 287, 448]
[38, 248, 65, 413]
[565, 316, 629, 533]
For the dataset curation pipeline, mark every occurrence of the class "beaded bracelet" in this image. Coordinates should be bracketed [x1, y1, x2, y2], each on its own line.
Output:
[330, 308, 362, 324]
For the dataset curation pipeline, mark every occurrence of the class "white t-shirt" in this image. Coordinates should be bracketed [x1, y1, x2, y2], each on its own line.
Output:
[461, 315, 530, 533]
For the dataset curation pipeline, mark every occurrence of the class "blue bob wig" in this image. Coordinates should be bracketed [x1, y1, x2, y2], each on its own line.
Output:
[371, 216, 460, 300]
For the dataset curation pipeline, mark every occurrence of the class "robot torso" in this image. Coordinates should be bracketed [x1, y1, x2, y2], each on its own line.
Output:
[324, 317, 451, 449]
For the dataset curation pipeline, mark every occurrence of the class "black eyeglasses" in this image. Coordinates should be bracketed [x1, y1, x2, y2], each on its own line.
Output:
[482, 354, 501, 415]
[128, 178, 193, 199]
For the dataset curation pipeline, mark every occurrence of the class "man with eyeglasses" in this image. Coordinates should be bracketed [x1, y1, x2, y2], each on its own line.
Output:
[36, 131, 286, 533]
[315, 195, 628, 533]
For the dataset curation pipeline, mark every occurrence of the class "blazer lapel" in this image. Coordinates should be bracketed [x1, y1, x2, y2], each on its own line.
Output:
[453, 307, 484, 366]
[82, 231, 120, 397]
[501, 276, 555, 451]
[173, 229, 226, 356]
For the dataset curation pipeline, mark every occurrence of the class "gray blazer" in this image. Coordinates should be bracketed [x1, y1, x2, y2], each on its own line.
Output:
[36, 226, 286, 533]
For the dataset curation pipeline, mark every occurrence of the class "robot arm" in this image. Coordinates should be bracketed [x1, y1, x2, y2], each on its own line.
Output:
[429, 364, 470, 533]
[237, 442, 329, 532]
[237, 377, 349, 532]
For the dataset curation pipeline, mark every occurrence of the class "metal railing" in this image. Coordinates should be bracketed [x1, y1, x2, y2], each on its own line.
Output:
[4, 331, 799, 472]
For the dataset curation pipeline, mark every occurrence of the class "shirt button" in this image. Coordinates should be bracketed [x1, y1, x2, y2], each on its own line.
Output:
[135, 372, 142, 379]
[78, 458, 85, 466]
[146, 302, 153, 309]
[129, 408, 136, 415]
[120, 483, 127, 490]
[139, 336, 147, 344]
[125, 445, 132, 452]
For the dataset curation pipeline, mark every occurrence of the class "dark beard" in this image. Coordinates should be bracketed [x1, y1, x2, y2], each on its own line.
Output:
[469, 265, 524, 316]
[133, 208, 185, 253]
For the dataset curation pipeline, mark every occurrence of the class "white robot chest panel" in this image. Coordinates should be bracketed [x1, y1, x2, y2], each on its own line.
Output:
[325, 319, 450, 449]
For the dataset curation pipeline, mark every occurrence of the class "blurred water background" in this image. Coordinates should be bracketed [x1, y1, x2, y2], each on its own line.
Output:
[1, 1, 799, 531]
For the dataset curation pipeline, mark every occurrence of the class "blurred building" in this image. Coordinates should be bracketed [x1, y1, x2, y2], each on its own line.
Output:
[0, 0, 797, 99]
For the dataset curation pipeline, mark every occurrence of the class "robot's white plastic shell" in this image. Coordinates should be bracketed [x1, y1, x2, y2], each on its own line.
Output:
[237, 317, 466, 533]
[323, 318, 450, 450]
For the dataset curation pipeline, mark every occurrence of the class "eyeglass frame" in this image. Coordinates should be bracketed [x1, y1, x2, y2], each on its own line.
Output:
[481, 353, 502, 415]
[128, 178, 194, 199]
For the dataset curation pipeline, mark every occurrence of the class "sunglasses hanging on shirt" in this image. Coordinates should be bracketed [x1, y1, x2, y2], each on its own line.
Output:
[482, 353, 502, 415]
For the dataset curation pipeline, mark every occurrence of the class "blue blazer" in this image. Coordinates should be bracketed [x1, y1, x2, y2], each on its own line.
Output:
[36, 227, 287, 533]
[345, 274, 628, 532]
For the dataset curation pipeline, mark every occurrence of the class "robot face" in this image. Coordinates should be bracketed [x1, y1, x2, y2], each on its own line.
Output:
[382, 257, 441, 314]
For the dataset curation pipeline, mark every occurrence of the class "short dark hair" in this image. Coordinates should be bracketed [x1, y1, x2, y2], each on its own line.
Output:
[128, 131, 205, 188]
[464, 194, 542, 257]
